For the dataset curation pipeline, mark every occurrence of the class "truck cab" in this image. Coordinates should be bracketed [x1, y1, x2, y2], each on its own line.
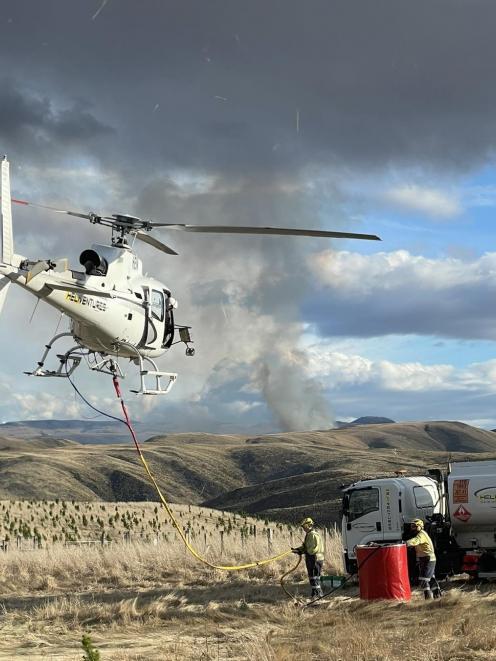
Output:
[342, 475, 443, 573]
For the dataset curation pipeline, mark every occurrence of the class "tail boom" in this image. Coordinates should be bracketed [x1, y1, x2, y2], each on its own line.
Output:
[1, 156, 14, 267]
[0, 156, 15, 313]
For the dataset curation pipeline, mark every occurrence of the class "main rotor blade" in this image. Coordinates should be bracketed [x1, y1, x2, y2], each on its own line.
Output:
[8, 195, 381, 241]
[135, 231, 178, 255]
[9, 197, 92, 220]
[149, 224, 381, 241]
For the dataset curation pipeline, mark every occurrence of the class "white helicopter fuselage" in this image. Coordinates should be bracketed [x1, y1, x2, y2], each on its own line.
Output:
[4, 243, 175, 359]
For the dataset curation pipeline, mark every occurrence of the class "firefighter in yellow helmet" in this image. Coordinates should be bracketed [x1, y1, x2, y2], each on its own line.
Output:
[292, 517, 325, 598]
[406, 518, 440, 599]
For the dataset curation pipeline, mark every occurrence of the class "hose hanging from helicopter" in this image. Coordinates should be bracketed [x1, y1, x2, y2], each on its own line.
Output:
[109, 372, 294, 571]
[62, 355, 293, 570]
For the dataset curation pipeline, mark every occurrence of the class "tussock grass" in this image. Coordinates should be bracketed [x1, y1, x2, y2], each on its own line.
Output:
[0, 509, 343, 598]
[0, 517, 495, 660]
[271, 589, 496, 661]
[0, 536, 312, 595]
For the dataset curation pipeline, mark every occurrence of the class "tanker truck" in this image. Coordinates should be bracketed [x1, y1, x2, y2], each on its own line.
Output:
[341, 460, 496, 579]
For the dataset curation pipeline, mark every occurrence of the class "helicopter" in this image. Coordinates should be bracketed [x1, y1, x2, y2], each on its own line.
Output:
[0, 156, 380, 395]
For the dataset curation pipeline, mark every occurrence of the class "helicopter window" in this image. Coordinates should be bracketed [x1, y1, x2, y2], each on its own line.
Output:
[151, 290, 164, 321]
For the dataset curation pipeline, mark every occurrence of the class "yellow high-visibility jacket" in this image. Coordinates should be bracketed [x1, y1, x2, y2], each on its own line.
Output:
[297, 529, 324, 562]
[406, 530, 436, 561]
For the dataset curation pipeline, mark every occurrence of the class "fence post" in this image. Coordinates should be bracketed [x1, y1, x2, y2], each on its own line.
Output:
[185, 527, 191, 554]
[267, 528, 273, 553]
[16, 535, 22, 549]
[220, 530, 224, 554]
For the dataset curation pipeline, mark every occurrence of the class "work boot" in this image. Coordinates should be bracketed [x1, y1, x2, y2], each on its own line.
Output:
[424, 590, 433, 600]
[433, 588, 442, 599]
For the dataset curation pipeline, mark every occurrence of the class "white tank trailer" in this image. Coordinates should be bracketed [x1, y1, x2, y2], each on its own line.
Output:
[341, 460, 496, 579]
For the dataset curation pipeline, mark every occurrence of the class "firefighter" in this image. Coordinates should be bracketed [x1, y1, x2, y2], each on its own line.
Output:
[406, 518, 441, 599]
[292, 517, 324, 598]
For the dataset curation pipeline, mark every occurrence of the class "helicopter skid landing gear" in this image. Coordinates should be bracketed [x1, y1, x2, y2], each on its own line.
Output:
[130, 356, 177, 396]
[24, 333, 82, 378]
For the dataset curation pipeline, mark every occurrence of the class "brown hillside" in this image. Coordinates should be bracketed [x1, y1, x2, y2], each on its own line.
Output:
[0, 421, 494, 521]
[0, 437, 77, 451]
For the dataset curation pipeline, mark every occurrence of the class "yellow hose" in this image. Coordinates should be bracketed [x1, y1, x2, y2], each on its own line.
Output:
[113, 375, 292, 571]
[137, 442, 292, 569]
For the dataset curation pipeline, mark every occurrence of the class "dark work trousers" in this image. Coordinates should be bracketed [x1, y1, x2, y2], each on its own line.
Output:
[305, 554, 323, 597]
[417, 557, 440, 599]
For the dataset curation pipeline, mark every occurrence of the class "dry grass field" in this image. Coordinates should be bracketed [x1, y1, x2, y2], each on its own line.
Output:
[1, 422, 496, 659]
[0, 512, 494, 660]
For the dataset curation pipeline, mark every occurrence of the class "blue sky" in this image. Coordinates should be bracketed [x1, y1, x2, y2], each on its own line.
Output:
[2, 1, 496, 432]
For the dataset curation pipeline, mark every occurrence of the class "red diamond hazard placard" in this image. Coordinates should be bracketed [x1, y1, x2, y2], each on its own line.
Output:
[454, 505, 471, 522]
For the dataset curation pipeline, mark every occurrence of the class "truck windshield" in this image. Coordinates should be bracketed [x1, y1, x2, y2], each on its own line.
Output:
[348, 488, 380, 522]
[413, 485, 437, 508]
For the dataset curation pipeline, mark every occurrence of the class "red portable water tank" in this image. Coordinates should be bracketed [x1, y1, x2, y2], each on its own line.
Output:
[356, 543, 411, 601]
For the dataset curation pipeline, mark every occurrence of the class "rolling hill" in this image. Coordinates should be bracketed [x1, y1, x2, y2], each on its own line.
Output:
[0, 419, 164, 444]
[0, 421, 495, 523]
[0, 415, 395, 443]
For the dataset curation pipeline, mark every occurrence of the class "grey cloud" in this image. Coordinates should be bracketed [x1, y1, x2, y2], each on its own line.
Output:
[2, 2, 496, 174]
[327, 381, 496, 430]
[3, 1, 496, 431]
[305, 277, 496, 341]
[52, 103, 114, 141]
[0, 81, 50, 134]
[0, 80, 114, 161]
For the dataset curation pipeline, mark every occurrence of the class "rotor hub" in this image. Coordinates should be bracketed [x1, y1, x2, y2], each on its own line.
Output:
[112, 214, 143, 227]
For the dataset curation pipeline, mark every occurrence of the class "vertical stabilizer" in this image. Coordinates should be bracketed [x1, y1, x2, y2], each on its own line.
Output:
[1, 156, 13, 266]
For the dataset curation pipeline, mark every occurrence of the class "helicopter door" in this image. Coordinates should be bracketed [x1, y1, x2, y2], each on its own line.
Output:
[143, 288, 165, 348]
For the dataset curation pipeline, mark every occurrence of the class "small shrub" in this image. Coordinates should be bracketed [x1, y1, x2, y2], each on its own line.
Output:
[81, 633, 101, 661]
